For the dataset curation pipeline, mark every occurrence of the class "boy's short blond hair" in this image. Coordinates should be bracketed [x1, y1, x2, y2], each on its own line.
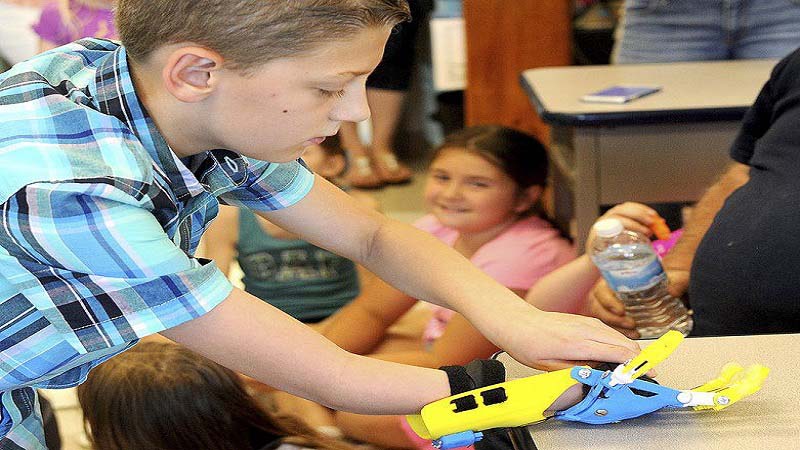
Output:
[116, 0, 411, 70]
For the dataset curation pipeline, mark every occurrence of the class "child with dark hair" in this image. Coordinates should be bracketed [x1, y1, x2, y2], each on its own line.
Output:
[202, 143, 377, 324]
[77, 340, 359, 450]
[0, 1, 638, 447]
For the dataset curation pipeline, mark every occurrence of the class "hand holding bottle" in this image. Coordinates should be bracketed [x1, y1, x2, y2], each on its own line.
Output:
[589, 218, 693, 339]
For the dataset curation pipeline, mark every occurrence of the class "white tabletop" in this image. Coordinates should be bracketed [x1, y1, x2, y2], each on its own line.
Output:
[521, 60, 778, 125]
[501, 333, 799, 450]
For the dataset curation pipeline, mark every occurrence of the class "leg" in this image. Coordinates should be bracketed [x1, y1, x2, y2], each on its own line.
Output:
[334, 412, 423, 449]
[734, 0, 800, 59]
[372, 302, 431, 354]
[612, 0, 728, 63]
[259, 390, 341, 438]
[357, 2, 422, 185]
[368, 88, 413, 184]
[340, 121, 383, 189]
[37, 393, 61, 450]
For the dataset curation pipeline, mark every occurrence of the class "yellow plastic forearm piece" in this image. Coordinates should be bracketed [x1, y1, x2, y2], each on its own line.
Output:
[693, 364, 770, 411]
[406, 368, 578, 440]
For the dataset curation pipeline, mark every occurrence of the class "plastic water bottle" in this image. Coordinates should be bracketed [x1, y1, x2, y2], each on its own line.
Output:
[590, 219, 693, 338]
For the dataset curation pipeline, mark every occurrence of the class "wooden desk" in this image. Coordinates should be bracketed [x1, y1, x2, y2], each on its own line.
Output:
[500, 333, 799, 450]
[520, 60, 777, 250]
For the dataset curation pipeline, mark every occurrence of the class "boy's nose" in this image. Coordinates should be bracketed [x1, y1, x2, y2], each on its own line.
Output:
[330, 87, 371, 123]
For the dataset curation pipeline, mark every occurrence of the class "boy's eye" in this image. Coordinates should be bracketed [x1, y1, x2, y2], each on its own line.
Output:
[469, 181, 490, 188]
[319, 88, 346, 99]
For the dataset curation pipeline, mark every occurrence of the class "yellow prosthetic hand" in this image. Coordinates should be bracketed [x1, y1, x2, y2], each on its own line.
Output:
[407, 331, 769, 449]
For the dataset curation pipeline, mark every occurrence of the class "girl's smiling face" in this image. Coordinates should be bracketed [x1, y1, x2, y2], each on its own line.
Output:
[424, 147, 533, 234]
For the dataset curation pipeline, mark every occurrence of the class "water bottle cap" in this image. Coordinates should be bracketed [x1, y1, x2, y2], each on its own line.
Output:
[593, 218, 624, 238]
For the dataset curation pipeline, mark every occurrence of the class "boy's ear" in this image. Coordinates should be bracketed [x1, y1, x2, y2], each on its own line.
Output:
[515, 185, 543, 213]
[162, 46, 224, 103]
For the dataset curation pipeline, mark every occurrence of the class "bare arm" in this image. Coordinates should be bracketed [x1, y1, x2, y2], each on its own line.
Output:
[198, 205, 239, 276]
[365, 288, 523, 369]
[526, 255, 599, 314]
[161, 288, 450, 414]
[661, 162, 750, 275]
[262, 177, 640, 368]
[528, 202, 658, 315]
[317, 269, 417, 355]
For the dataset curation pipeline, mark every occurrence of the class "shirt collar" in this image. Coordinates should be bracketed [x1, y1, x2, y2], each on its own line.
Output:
[90, 44, 229, 200]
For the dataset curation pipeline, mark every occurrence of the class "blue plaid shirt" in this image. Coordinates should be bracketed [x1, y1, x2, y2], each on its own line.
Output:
[0, 39, 314, 447]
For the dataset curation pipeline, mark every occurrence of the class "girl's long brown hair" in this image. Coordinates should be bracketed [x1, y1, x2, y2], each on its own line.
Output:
[77, 341, 359, 450]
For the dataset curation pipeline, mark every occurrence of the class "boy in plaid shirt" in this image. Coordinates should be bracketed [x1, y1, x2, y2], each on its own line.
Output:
[0, 1, 639, 447]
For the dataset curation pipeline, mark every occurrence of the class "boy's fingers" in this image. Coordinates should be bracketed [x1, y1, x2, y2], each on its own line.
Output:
[581, 340, 640, 364]
[530, 359, 577, 371]
[571, 316, 641, 354]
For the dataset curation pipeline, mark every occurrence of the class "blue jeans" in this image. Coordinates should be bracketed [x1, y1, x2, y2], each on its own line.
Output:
[613, 0, 800, 62]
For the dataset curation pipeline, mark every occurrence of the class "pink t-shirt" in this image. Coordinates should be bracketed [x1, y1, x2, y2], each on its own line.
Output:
[32, 1, 116, 46]
[414, 214, 575, 343]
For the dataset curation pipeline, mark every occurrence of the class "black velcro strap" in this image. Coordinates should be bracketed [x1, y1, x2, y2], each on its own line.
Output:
[441, 360, 506, 395]
[441, 365, 473, 395]
[465, 359, 505, 387]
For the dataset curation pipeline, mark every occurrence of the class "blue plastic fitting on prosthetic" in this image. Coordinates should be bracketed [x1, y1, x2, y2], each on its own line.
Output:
[555, 367, 685, 424]
[433, 430, 484, 449]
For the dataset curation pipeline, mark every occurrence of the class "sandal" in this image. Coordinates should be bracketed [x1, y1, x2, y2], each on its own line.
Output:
[372, 152, 413, 184]
[345, 155, 384, 189]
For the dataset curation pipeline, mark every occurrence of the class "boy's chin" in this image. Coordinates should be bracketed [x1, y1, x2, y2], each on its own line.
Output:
[241, 147, 306, 163]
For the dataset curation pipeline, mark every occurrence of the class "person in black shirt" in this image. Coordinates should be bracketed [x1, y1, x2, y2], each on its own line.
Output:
[587, 47, 800, 337]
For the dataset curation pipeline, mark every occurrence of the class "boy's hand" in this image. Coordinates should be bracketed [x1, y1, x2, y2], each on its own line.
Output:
[500, 306, 641, 371]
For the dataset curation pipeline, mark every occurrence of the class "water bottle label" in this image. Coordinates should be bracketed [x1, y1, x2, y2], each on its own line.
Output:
[600, 258, 666, 292]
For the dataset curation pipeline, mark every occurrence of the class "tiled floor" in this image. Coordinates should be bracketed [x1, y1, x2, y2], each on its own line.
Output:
[43, 172, 428, 450]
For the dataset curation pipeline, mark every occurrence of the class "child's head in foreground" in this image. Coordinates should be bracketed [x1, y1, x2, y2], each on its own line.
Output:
[77, 341, 358, 450]
[424, 125, 550, 233]
[114, 0, 411, 162]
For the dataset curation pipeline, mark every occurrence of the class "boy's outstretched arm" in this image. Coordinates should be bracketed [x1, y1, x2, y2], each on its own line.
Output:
[161, 287, 451, 415]
[261, 176, 640, 369]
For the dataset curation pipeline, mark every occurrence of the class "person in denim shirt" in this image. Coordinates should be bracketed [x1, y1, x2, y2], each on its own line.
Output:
[613, 0, 800, 63]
